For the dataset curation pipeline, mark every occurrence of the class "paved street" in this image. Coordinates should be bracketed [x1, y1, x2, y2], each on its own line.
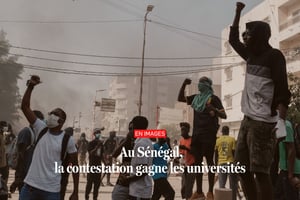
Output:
[7, 170, 244, 200]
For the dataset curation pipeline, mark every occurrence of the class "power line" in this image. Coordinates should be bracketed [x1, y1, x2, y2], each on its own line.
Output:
[151, 20, 221, 50]
[113, 1, 222, 49]
[0, 19, 143, 24]
[8, 52, 241, 69]
[149, 20, 226, 41]
[10, 44, 299, 60]
[7, 44, 240, 60]
[5, 60, 243, 77]
[6, 44, 299, 63]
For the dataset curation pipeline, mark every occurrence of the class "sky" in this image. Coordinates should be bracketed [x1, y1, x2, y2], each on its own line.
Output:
[0, 0, 263, 133]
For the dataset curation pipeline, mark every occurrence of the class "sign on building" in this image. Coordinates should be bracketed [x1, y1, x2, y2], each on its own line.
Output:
[159, 107, 183, 125]
[101, 98, 116, 112]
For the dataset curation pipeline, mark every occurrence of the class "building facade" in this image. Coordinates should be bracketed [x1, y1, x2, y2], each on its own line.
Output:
[102, 76, 182, 135]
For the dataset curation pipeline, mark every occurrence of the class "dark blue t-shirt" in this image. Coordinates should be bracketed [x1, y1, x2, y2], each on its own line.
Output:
[152, 143, 169, 180]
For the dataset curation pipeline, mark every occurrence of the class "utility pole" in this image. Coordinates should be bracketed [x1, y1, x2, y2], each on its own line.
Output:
[156, 105, 160, 128]
[78, 112, 82, 128]
[138, 5, 154, 115]
[92, 89, 106, 131]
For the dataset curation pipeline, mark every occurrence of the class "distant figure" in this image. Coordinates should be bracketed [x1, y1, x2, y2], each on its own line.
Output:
[0, 121, 8, 200]
[172, 139, 180, 167]
[103, 131, 117, 186]
[178, 76, 226, 200]
[173, 139, 177, 147]
[61, 127, 75, 200]
[77, 133, 89, 167]
[4, 124, 16, 154]
[0, 121, 9, 184]
[229, 2, 291, 200]
[85, 128, 104, 200]
[215, 126, 237, 200]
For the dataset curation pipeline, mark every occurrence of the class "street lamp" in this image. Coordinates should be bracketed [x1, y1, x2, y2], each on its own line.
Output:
[92, 89, 106, 130]
[138, 5, 154, 116]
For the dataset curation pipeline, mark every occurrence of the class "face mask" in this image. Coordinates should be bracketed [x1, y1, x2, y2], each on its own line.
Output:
[198, 82, 210, 92]
[46, 114, 60, 128]
[198, 82, 207, 92]
[95, 133, 101, 139]
[2, 127, 8, 132]
[4, 131, 10, 136]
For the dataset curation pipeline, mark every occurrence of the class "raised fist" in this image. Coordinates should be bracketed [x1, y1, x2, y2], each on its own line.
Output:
[183, 78, 192, 85]
[236, 2, 245, 12]
[26, 75, 41, 87]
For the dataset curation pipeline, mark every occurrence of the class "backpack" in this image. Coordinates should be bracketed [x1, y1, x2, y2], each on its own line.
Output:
[7, 127, 36, 170]
[294, 124, 300, 159]
[27, 127, 36, 150]
[7, 137, 18, 169]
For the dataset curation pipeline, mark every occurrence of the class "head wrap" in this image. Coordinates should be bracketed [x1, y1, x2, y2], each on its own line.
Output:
[191, 77, 213, 112]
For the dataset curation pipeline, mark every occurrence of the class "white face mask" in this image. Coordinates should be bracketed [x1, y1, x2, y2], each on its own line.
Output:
[46, 114, 60, 128]
[2, 127, 8, 132]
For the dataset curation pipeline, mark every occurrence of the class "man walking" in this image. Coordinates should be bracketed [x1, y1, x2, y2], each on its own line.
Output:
[85, 128, 104, 200]
[103, 131, 117, 186]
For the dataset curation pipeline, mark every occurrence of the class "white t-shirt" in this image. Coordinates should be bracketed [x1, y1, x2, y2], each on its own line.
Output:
[24, 119, 77, 193]
[129, 138, 153, 199]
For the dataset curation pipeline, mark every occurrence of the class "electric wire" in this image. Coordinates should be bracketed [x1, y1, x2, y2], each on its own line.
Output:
[8, 61, 244, 77]
[0, 19, 143, 24]
[6, 44, 240, 60]
[149, 20, 226, 41]
[7, 53, 241, 69]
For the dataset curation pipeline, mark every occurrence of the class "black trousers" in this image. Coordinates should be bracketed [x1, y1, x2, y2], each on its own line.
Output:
[85, 173, 101, 200]
[151, 178, 175, 200]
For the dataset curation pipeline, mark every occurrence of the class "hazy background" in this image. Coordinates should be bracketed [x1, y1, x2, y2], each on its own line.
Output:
[0, 0, 262, 134]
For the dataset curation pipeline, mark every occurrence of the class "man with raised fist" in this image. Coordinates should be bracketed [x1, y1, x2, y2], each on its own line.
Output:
[178, 77, 226, 200]
[229, 2, 291, 200]
[20, 75, 79, 200]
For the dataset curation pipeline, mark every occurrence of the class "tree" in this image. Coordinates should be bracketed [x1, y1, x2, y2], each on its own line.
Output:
[0, 30, 24, 125]
[287, 73, 300, 124]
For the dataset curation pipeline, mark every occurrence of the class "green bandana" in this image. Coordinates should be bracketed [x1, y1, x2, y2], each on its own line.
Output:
[191, 80, 213, 112]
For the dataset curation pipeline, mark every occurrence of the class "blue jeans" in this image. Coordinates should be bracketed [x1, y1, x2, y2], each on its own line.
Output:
[19, 184, 60, 200]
